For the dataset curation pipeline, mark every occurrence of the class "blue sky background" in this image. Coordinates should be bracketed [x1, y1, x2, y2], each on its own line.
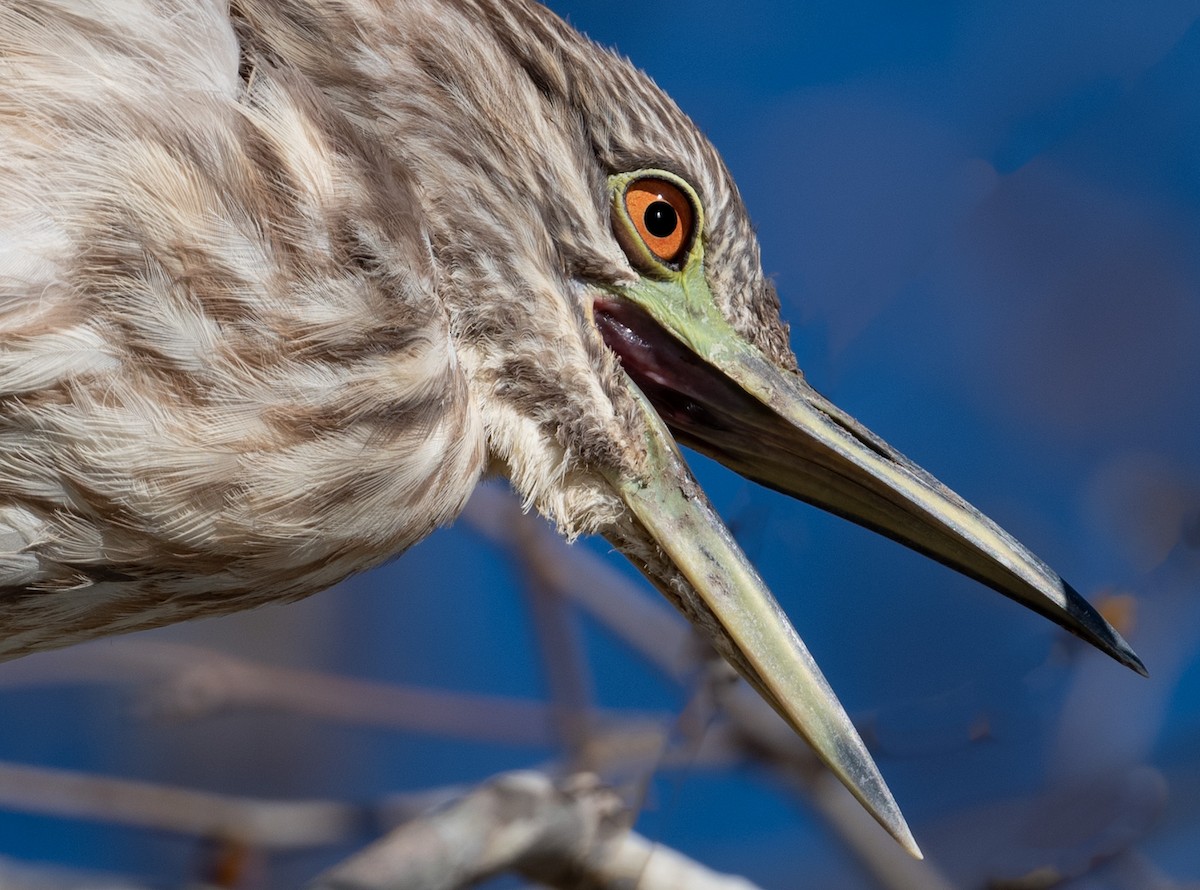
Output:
[1, 2, 1198, 887]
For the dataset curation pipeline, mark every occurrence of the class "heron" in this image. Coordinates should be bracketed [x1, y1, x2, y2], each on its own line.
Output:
[0, 0, 1144, 855]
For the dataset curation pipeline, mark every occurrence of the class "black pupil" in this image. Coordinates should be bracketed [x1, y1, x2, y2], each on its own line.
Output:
[644, 200, 678, 238]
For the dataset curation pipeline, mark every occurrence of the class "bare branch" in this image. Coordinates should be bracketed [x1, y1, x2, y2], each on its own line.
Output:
[312, 770, 761, 890]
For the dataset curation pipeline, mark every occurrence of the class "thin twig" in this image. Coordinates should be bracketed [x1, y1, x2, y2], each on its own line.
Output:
[513, 508, 599, 766]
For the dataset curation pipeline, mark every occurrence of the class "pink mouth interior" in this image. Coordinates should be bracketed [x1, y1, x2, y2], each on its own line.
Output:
[592, 296, 737, 439]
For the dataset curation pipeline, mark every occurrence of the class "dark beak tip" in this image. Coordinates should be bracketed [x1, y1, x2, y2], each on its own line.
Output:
[1115, 641, 1149, 678]
[1095, 625, 1149, 677]
[1059, 579, 1148, 677]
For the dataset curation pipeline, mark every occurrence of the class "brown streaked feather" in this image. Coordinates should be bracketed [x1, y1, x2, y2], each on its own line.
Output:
[0, 0, 488, 656]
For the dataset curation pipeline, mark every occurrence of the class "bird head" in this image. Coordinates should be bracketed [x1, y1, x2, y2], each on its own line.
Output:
[358, 0, 1147, 853]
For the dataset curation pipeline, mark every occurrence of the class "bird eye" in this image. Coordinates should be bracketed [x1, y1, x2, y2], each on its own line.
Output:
[622, 178, 694, 266]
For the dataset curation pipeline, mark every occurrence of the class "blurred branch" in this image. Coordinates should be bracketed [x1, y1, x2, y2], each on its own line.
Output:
[463, 485, 698, 681]
[312, 770, 761, 890]
[717, 682, 957, 890]
[0, 761, 362, 850]
[0, 762, 761, 889]
[513, 504, 599, 766]
[0, 640, 675, 754]
[1101, 850, 1200, 890]
[0, 638, 745, 776]
[467, 485, 958, 890]
[5, 484, 1140, 890]
[0, 856, 150, 890]
[920, 765, 1169, 890]
[524, 575, 597, 763]
[0, 485, 958, 889]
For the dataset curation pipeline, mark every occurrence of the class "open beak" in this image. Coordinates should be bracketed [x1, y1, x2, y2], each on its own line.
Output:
[603, 378, 924, 855]
[592, 168, 1143, 856]
[592, 286, 1143, 857]
[595, 296, 1145, 677]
